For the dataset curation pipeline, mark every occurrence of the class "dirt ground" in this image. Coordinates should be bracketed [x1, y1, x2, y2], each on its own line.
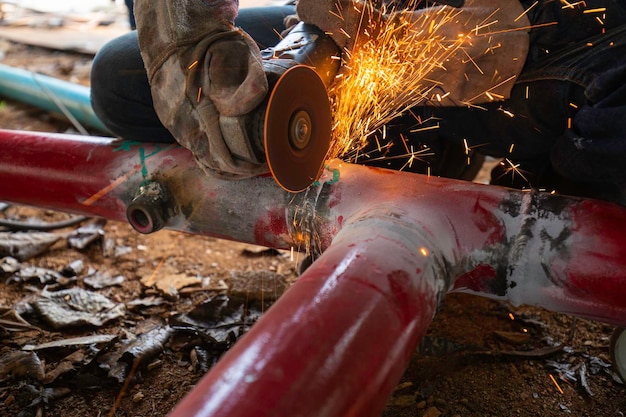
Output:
[0, 40, 624, 417]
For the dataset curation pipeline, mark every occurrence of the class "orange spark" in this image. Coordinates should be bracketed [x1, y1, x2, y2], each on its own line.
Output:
[583, 7, 607, 13]
[515, 1, 538, 22]
[327, 1, 468, 162]
[549, 374, 564, 394]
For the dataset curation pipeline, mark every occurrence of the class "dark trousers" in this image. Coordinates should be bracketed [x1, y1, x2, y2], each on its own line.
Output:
[125, 0, 135, 30]
[90, 6, 296, 143]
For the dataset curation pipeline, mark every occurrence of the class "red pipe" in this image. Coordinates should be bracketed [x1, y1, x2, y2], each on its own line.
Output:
[170, 219, 442, 417]
[1, 129, 625, 416]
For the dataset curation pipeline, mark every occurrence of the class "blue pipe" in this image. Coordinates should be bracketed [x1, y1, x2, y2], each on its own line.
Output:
[0, 63, 111, 134]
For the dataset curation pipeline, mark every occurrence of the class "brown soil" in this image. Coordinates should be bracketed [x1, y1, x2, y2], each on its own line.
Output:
[0, 41, 624, 417]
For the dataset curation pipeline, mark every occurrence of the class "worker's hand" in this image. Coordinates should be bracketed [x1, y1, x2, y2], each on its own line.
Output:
[134, 0, 269, 179]
[297, 0, 531, 105]
[296, 0, 384, 51]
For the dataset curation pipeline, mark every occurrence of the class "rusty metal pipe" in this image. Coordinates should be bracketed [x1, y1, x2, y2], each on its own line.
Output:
[0, 129, 625, 415]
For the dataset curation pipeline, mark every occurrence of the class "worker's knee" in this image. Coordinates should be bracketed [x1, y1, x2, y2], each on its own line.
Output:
[91, 32, 174, 143]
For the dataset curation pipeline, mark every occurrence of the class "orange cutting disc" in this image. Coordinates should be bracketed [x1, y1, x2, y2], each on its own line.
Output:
[264, 65, 332, 192]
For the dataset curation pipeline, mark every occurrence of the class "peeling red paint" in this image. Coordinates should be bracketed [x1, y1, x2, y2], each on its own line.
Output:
[254, 208, 288, 247]
[561, 200, 626, 309]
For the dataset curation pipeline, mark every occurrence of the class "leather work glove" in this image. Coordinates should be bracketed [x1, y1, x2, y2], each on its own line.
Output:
[297, 0, 531, 105]
[134, 0, 269, 179]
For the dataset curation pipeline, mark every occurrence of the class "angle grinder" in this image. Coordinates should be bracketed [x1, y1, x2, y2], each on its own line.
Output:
[254, 22, 341, 192]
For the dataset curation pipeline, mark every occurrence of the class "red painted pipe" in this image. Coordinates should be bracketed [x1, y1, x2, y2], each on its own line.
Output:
[170, 219, 442, 417]
[1, 129, 625, 416]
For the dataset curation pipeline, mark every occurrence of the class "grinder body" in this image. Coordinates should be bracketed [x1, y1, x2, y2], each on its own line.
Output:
[230, 22, 341, 192]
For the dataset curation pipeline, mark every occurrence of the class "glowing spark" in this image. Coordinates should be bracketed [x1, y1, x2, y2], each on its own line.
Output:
[569, 102, 579, 109]
[83, 171, 135, 206]
[482, 21, 558, 36]
[325, 1, 538, 171]
[509, 143, 515, 153]
[462, 48, 485, 75]
[549, 374, 564, 394]
[567, 117, 572, 129]
[466, 74, 517, 103]
[146, 257, 166, 286]
[419, 247, 429, 257]
[509, 313, 515, 320]
[525, 85, 529, 99]
[188, 60, 199, 70]
[583, 7, 607, 13]
[197, 87, 202, 103]
[515, 1, 538, 22]
[499, 158, 530, 184]
[327, 1, 469, 162]
[410, 124, 440, 133]
[500, 108, 515, 118]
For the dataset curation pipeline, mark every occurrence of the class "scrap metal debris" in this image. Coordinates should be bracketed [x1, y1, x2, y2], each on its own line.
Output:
[546, 349, 624, 397]
[83, 270, 125, 289]
[66, 220, 106, 250]
[126, 296, 167, 309]
[100, 325, 174, 383]
[0, 256, 20, 276]
[0, 350, 44, 382]
[0, 306, 38, 332]
[59, 259, 84, 277]
[7, 265, 63, 285]
[22, 334, 117, 351]
[170, 294, 270, 355]
[0, 231, 61, 261]
[30, 287, 125, 329]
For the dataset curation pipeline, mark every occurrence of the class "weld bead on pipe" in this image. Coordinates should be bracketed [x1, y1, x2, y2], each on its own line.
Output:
[126, 181, 174, 234]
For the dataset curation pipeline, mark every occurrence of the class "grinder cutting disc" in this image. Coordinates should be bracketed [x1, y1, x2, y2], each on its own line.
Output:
[264, 65, 332, 192]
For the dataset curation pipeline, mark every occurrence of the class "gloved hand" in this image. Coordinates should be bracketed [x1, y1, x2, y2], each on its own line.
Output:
[134, 0, 269, 179]
[296, 0, 383, 51]
[297, 0, 531, 105]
